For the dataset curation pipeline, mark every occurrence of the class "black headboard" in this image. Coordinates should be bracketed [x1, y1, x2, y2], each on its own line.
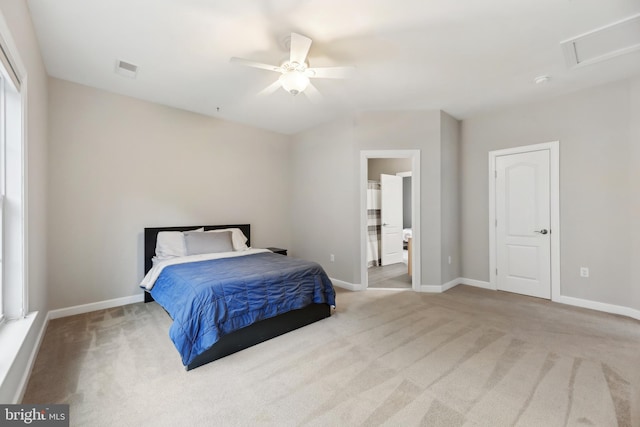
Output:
[143, 224, 251, 274]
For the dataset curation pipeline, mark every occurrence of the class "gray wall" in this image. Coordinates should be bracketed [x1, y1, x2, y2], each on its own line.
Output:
[440, 111, 461, 284]
[48, 78, 293, 309]
[290, 118, 359, 283]
[0, 0, 49, 403]
[356, 111, 444, 286]
[291, 110, 459, 287]
[460, 78, 640, 310]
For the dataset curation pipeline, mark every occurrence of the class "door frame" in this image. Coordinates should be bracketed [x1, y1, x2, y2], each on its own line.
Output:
[488, 141, 560, 301]
[360, 150, 421, 291]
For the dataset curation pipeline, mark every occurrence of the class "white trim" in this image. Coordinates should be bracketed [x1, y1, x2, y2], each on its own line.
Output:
[1, 58, 25, 320]
[549, 142, 561, 302]
[12, 311, 47, 403]
[0, 9, 26, 90]
[560, 13, 640, 69]
[488, 141, 560, 301]
[0, 7, 28, 320]
[331, 277, 416, 292]
[48, 294, 144, 320]
[20, 77, 28, 317]
[416, 277, 494, 293]
[420, 285, 445, 293]
[0, 70, 4, 324]
[457, 276, 640, 321]
[418, 277, 463, 293]
[556, 295, 640, 321]
[330, 278, 364, 291]
[441, 278, 460, 292]
[459, 278, 494, 290]
[360, 150, 421, 292]
[0, 312, 36, 402]
[343, 268, 640, 321]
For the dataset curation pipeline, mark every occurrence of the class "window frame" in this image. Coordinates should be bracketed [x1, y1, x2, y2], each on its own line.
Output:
[0, 39, 25, 323]
[0, 73, 5, 324]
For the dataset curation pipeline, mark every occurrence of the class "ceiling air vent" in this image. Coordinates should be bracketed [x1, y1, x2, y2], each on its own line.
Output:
[561, 14, 640, 68]
[115, 59, 138, 78]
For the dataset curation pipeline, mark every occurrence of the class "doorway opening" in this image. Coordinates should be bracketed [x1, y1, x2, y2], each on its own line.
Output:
[360, 150, 420, 291]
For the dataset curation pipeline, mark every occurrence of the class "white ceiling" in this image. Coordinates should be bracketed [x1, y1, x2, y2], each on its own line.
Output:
[26, 0, 640, 135]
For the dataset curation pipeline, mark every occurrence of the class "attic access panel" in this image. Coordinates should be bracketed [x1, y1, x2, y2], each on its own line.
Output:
[561, 14, 640, 67]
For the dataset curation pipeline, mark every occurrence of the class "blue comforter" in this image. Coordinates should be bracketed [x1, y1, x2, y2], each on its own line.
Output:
[150, 252, 336, 366]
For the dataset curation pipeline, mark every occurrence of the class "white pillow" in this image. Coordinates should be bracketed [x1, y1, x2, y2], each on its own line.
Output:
[206, 228, 249, 251]
[155, 227, 204, 258]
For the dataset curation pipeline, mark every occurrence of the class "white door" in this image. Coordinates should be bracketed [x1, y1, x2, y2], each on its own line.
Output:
[495, 150, 551, 299]
[381, 174, 404, 265]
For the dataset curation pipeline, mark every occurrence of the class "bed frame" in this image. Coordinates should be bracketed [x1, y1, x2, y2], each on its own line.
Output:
[143, 224, 332, 371]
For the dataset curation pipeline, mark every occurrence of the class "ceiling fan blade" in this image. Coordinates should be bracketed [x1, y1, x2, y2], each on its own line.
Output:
[306, 66, 355, 79]
[257, 79, 282, 97]
[230, 57, 281, 72]
[289, 32, 312, 65]
[303, 82, 322, 104]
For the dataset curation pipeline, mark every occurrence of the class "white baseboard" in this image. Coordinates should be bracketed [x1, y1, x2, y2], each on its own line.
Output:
[48, 294, 145, 320]
[330, 278, 364, 291]
[555, 295, 640, 321]
[361, 275, 639, 321]
[458, 278, 494, 290]
[419, 278, 462, 293]
[459, 277, 640, 321]
[420, 285, 445, 293]
[441, 278, 461, 292]
[344, 277, 491, 294]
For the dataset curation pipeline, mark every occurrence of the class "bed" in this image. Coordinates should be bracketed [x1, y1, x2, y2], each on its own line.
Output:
[140, 224, 336, 370]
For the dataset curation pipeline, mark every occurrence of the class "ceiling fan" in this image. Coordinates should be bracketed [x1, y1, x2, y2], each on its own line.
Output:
[230, 32, 354, 103]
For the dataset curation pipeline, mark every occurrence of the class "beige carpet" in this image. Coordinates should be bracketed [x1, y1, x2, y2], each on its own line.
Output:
[23, 286, 640, 426]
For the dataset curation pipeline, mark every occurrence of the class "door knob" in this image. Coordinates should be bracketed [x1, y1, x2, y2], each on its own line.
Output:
[534, 229, 549, 235]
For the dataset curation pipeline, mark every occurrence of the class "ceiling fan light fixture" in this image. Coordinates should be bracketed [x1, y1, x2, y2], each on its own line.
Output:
[231, 32, 352, 100]
[279, 70, 310, 95]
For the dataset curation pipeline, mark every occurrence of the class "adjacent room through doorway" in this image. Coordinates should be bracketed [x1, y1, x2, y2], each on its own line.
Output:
[366, 157, 413, 289]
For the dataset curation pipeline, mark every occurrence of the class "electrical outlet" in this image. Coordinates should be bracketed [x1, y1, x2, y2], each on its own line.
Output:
[330, 254, 335, 262]
[448, 256, 452, 265]
[580, 267, 589, 278]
